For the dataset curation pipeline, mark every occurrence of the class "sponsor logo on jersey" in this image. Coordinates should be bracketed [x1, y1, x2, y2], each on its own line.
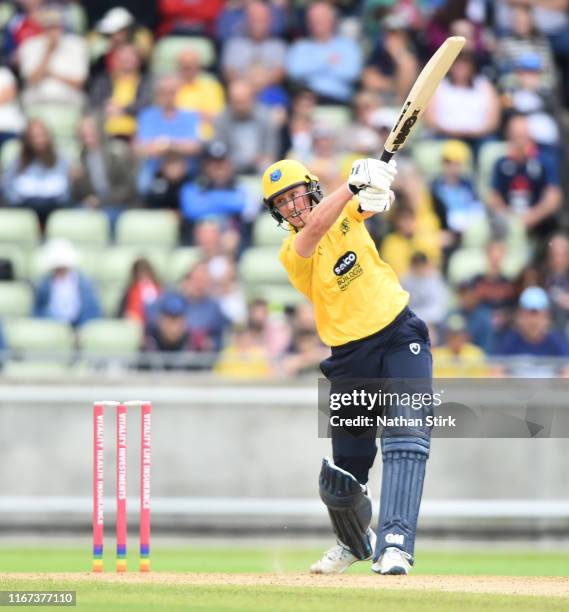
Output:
[340, 217, 350, 235]
[334, 251, 363, 291]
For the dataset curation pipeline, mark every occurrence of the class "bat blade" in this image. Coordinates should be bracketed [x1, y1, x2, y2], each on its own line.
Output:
[381, 36, 466, 162]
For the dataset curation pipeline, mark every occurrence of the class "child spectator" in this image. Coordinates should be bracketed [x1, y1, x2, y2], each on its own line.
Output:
[34, 239, 101, 327]
[3, 119, 71, 225]
[119, 257, 162, 325]
[431, 139, 484, 247]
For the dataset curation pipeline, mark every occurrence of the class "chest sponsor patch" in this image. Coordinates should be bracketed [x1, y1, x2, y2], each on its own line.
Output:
[333, 251, 363, 291]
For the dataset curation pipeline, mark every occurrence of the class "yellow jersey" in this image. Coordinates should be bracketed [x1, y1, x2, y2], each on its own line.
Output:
[279, 199, 409, 347]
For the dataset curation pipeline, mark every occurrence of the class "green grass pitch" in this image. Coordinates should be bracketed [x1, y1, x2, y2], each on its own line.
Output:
[1, 547, 568, 611]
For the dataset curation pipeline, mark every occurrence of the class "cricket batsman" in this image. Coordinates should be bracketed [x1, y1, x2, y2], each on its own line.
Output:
[262, 158, 433, 575]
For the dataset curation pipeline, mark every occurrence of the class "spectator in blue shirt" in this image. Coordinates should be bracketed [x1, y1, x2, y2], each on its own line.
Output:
[451, 279, 494, 353]
[180, 140, 247, 242]
[34, 239, 101, 327]
[134, 75, 202, 195]
[487, 114, 561, 239]
[493, 286, 569, 358]
[287, 2, 361, 104]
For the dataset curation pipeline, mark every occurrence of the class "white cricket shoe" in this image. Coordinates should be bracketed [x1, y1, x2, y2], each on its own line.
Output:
[372, 547, 412, 575]
[310, 530, 376, 574]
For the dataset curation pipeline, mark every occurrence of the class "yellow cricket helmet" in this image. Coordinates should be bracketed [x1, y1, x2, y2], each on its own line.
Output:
[261, 159, 323, 224]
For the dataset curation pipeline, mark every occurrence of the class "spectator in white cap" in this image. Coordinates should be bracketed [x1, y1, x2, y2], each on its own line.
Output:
[33, 239, 101, 327]
[493, 286, 569, 359]
[18, 7, 88, 109]
[91, 6, 153, 78]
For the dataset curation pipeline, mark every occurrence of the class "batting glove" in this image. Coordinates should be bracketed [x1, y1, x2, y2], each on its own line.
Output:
[358, 187, 395, 214]
[347, 158, 397, 194]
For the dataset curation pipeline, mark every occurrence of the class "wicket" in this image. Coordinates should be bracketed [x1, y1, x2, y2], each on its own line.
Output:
[92, 400, 152, 573]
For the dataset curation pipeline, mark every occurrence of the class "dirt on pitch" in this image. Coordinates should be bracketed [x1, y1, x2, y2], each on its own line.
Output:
[2, 573, 569, 598]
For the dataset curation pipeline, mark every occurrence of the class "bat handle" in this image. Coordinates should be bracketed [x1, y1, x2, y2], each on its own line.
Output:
[380, 149, 394, 163]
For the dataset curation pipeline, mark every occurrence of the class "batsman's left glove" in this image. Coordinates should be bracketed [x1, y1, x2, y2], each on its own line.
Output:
[358, 187, 395, 213]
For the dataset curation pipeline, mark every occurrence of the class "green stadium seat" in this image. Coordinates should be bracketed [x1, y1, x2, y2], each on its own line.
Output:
[0, 245, 28, 279]
[240, 247, 289, 285]
[5, 318, 74, 356]
[166, 247, 201, 285]
[0, 139, 20, 171]
[98, 247, 169, 287]
[247, 284, 307, 307]
[461, 218, 491, 249]
[238, 174, 264, 209]
[412, 140, 474, 182]
[46, 209, 110, 247]
[0, 209, 40, 247]
[447, 248, 487, 286]
[253, 213, 285, 247]
[2, 360, 70, 379]
[0, 281, 33, 318]
[313, 105, 351, 129]
[151, 36, 215, 74]
[477, 141, 507, 201]
[98, 282, 126, 318]
[25, 104, 81, 142]
[116, 210, 179, 247]
[78, 319, 143, 356]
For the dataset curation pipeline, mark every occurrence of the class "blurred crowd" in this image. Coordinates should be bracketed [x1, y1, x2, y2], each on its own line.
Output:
[1, 0, 569, 378]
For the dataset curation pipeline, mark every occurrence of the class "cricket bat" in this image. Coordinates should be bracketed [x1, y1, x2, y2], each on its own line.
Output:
[380, 36, 466, 163]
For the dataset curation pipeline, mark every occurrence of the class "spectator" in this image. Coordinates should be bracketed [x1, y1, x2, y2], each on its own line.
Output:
[157, 0, 224, 36]
[2, 0, 46, 61]
[193, 220, 238, 285]
[380, 203, 441, 278]
[221, 1, 288, 108]
[179, 261, 227, 353]
[402, 252, 448, 327]
[425, 51, 500, 156]
[247, 298, 291, 359]
[176, 48, 225, 139]
[501, 54, 560, 149]
[143, 291, 194, 369]
[215, 80, 279, 174]
[145, 152, 190, 211]
[430, 139, 484, 245]
[34, 239, 101, 327]
[281, 302, 329, 377]
[493, 287, 569, 374]
[134, 75, 201, 195]
[452, 279, 494, 353]
[432, 314, 488, 378]
[286, 2, 362, 104]
[89, 43, 152, 140]
[362, 14, 419, 104]
[216, 0, 287, 41]
[487, 114, 561, 239]
[0, 64, 25, 149]
[180, 141, 247, 238]
[119, 257, 162, 324]
[214, 325, 272, 378]
[92, 7, 154, 78]
[215, 261, 247, 326]
[72, 116, 138, 224]
[542, 234, 569, 332]
[495, 4, 556, 92]
[3, 119, 70, 225]
[473, 240, 517, 329]
[282, 88, 317, 160]
[18, 8, 88, 109]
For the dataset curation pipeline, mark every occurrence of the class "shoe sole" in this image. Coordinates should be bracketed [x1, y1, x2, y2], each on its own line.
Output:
[371, 565, 408, 575]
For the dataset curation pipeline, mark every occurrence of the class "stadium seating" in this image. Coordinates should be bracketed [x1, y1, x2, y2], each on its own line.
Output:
[151, 36, 215, 74]
[447, 248, 487, 286]
[0, 209, 40, 247]
[477, 141, 507, 201]
[250, 284, 307, 306]
[46, 209, 110, 247]
[97, 246, 169, 286]
[240, 247, 289, 286]
[412, 140, 474, 182]
[5, 318, 74, 356]
[0, 245, 28, 280]
[313, 105, 351, 130]
[253, 212, 284, 247]
[166, 247, 201, 285]
[116, 210, 179, 247]
[78, 319, 143, 357]
[0, 281, 33, 318]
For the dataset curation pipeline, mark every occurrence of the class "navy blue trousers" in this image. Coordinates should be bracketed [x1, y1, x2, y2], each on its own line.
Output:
[320, 307, 433, 485]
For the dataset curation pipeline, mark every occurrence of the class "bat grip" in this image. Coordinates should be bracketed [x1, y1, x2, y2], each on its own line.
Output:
[380, 150, 394, 163]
